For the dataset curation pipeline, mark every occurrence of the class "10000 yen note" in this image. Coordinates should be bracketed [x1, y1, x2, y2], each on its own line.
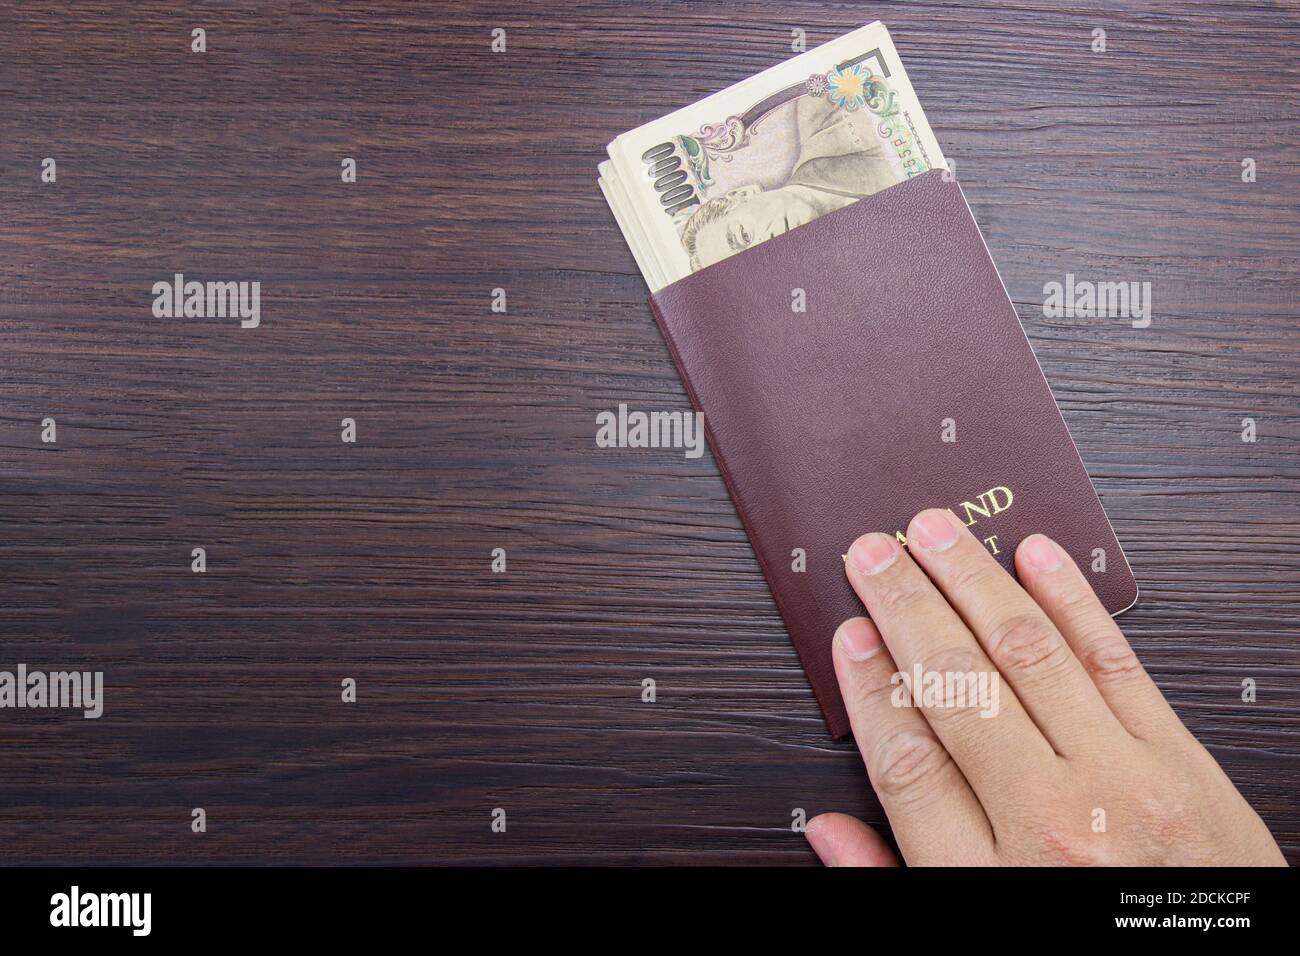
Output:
[604, 21, 945, 289]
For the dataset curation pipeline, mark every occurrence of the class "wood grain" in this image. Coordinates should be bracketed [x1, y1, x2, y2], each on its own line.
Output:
[0, 0, 1296, 864]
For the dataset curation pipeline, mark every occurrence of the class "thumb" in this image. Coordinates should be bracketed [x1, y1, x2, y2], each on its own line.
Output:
[805, 812, 900, 867]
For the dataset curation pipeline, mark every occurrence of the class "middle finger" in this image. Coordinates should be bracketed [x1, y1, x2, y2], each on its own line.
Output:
[905, 508, 1128, 757]
[845, 531, 1057, 805]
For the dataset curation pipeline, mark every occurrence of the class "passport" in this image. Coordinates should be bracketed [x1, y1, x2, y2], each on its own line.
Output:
[648, 171, 1138, 737]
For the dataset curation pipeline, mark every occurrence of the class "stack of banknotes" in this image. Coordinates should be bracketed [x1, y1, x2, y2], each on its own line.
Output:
[599, 21, 948, 292]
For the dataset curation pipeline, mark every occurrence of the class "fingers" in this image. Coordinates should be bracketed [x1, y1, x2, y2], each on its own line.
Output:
[843, 534, 1057, 808]
[805, 812, 899, 867]
[1015, 534, 1184, 741]
[905, 509, 1127, 756]
[831, 617, 996, 864]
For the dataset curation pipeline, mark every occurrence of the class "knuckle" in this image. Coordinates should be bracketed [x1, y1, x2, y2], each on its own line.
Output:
[1054, 581, 1106, 624]
[873, 572, 935, 619]
[998, 784, 1107, 866]
[945, 555, 1003, 599]
[1134, 782, 1189, 830]
[986, 612, 1071, 678]
[922, 644, 983, 679]
[1022, 815, 1105, 866]
[852, 671, 906, 712]
[1115, 767, 1215, 863]
[1081, 637, 1144, 683]
[871, 728, 954, 800]
[911, 645, 991, 723]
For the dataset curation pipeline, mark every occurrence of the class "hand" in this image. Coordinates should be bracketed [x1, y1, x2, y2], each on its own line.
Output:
[804, 509, 1286, 867]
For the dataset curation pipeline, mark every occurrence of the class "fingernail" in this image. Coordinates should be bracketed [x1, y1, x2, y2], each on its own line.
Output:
[909, 509, 960, 552]
[1023, 534, 1063, 571]
[848, 533, 899, 575]
[835, 617, 883, 661]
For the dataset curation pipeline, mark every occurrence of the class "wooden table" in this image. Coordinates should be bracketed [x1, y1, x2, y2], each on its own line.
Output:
[1, 1, 1296, 864]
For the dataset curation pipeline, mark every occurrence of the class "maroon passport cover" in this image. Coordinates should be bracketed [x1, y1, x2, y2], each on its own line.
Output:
[647, 170, 1137, 738]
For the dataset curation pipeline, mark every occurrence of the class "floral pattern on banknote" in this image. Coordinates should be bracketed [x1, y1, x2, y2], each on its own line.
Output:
[826, 63, 871, 111]
[674, 117, 749, 189]
[676, 134, 714, 188]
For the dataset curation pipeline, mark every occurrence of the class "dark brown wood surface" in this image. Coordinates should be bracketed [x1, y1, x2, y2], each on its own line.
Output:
[0, 1, 1296, 865]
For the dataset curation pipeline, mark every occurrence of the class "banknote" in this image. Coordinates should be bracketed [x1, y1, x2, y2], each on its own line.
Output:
[601, 21, 946, 290]
[599, 160, 667, 289]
